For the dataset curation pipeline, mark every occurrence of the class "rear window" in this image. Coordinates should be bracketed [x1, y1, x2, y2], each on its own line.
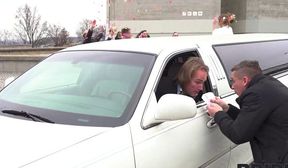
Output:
[213, 39, 288, 78]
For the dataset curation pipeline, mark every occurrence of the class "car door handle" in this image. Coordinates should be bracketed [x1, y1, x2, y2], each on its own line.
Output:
[207, 118, 217, 128]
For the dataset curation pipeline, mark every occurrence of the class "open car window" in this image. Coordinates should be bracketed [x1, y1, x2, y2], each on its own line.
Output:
[155, 51, 212, 104]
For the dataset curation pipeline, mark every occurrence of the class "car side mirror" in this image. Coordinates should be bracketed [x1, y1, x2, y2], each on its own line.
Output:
[142, 93, 197, 129]
[4, 77, 15, 87]
[155, 94, 197, 120]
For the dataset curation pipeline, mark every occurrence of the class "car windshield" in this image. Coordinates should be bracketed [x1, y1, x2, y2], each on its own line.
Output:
[0, 51, 155, 127]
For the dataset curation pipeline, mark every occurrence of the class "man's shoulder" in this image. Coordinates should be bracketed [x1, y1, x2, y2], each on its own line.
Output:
[252, 75, 285, 91]
[239, 74, 288, 104]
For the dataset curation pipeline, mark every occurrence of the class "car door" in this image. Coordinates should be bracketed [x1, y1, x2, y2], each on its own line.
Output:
[130, 50, 232, 168]
[130, 93, 231, 168]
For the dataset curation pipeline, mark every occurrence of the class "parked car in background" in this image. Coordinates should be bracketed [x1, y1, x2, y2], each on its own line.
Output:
[1, 34, 288, 168]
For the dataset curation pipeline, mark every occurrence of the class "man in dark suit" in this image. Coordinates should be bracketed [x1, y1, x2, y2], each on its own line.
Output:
[207, 60, 288, 164]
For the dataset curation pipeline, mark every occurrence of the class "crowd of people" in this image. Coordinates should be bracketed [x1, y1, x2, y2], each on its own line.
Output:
[82, 20, 154, 44]
[81, 20, 182, 44]
[81, 12, 236, 44]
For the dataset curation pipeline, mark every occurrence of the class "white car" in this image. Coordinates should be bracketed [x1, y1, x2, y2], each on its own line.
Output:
[1, 34, 288, 168]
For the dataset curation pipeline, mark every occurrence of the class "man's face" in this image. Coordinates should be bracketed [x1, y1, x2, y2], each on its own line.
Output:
[184, 69, 208, 97]
[140, 31, 148, 38]
[122, 31, 132, 39]
[230, 71, 248, 96]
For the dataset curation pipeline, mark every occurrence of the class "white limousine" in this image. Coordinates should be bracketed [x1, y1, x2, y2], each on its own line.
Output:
[0, 34, 288, 168]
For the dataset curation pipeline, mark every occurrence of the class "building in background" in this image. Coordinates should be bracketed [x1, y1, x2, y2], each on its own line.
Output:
[222, 0, 288, 33]
[108, 0, 220, 36]
[108, 0, 288, 36]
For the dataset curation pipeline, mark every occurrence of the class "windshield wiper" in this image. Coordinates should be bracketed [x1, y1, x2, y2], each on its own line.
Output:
[2, 110, 54, 123]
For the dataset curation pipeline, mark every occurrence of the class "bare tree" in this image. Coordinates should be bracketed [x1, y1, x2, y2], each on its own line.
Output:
[0, 30, 15, 45]
[47, 24, 70, 46]
[14, 4, 48, 48]
[76, 19, 90, 38]
[58, 28, 70, 46]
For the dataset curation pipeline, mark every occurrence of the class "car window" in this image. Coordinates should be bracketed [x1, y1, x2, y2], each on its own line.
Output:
[213, 39, 288, 78]
[155, 51, 212, 104]
[0, 51, 155, 127]
[21, 62, 81, 93]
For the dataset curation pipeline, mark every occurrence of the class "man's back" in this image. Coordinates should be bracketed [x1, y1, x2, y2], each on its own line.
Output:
[239, 74, 288, 163]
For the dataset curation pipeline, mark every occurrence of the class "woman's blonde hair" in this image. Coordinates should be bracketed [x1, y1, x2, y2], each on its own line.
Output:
[177, 57, 209, 89]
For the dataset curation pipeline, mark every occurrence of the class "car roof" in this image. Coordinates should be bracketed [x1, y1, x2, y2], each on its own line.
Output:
[63, 33, 288, 55]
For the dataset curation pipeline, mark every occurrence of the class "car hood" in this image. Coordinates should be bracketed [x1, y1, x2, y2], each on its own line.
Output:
[0, 115, 110, 168]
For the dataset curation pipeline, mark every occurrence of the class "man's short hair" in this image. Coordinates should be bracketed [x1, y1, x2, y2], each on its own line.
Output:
[231, 60, 262, 79]
[121, 27, 131, 34]
[177, 57, 209, 88]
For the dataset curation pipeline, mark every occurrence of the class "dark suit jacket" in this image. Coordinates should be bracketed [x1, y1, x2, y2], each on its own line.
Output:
[83, 29, 93, 44]
[214, 74, 288, 163]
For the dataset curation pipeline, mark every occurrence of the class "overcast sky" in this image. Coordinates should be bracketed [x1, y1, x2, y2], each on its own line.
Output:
[0, 0, 107, 36]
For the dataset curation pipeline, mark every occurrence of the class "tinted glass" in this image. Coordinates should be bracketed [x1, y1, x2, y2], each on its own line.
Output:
[213, 39, 288, 78]
[0, 51, 155, 127]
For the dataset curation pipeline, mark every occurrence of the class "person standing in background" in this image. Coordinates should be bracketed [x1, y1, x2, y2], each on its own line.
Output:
[136, 30, 150, 38]
[172, 32, 179, 37]
[121, 27, 132, 39]
[114, 31, 122, 40]
[82, 20, 96, 44]
[106, 26, 117, 40]
[212, 12, 235, 35]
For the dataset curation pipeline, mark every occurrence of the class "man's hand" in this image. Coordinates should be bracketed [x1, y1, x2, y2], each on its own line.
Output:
[210, 97, 229, 112]
[89, 20, 97, 29]
[212, 16, 218, 30]
[207, 103, 223, 117]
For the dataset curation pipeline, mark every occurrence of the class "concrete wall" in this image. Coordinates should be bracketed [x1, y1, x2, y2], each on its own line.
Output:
[110, 0, 288, 35]
[0, 47, 63, 73]
[109, 0, 221, 35]
[111, 20, 214, 36]
[0, 47, 64, 89]
[222, 0, 288, 33]
[0, 60, 39, 73]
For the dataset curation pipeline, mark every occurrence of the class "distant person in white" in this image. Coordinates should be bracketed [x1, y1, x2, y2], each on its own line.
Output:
[212, 12, 236, 35]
